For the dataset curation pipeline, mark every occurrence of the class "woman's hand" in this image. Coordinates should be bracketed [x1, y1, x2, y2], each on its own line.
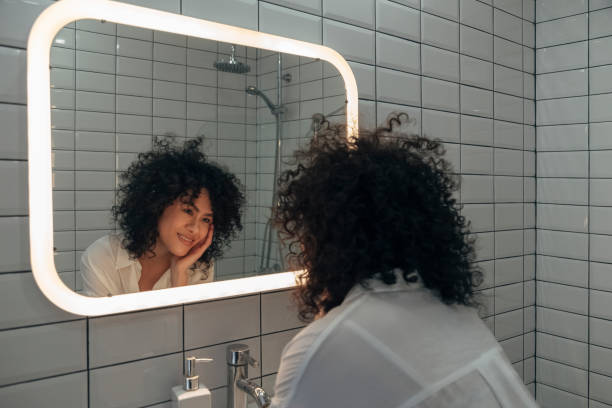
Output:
[171, 224, 214, 287]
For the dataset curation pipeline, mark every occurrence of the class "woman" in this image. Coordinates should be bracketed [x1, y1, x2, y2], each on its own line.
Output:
[270, 114, 537, 407]
[80, 137, 244, 297]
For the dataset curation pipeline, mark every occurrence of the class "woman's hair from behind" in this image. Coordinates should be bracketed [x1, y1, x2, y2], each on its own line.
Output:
[112, 136, 245, 270]
[274, 113, 482, 321]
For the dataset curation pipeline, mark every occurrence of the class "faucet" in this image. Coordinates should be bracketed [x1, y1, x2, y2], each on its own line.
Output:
[226, 343, 271, 408]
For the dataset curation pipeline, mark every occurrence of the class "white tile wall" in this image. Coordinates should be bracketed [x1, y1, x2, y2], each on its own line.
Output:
[535, 3, 612, 405]
[0, 0, 540, 404]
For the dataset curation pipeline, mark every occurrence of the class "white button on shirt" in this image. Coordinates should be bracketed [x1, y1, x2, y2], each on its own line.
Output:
[271, 271, 538, 408]
[80, 234, 214, 297]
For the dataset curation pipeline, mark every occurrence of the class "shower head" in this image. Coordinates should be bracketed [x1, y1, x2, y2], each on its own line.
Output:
[214, 45, 251, 74]
[245, 85, 278, 114]
[245, 85, 260, 96]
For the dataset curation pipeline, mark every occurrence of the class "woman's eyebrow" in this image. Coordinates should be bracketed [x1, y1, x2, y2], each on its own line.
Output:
[191, 203, 213, 216]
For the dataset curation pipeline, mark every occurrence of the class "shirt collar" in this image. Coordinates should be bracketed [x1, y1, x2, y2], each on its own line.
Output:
[114, 236, 140, 270]
[343, 268, 423, 304]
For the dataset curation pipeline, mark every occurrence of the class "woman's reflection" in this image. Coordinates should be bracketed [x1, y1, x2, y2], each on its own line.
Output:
[80, 137, 245, 297]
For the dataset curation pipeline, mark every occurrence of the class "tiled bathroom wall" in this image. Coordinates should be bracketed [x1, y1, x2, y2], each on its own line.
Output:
[535, 1, 612, 407]
[0, 0, 537, 406]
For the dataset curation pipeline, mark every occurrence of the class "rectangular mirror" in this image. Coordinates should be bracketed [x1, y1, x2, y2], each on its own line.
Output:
[28, 0, 358, 315]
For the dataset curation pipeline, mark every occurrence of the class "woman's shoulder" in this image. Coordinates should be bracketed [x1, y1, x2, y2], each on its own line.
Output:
[82, 233, 123, 262]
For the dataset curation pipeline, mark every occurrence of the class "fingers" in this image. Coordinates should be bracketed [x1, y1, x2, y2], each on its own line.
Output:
[204, 224, 214, 247]
[188, 224, 214, 258]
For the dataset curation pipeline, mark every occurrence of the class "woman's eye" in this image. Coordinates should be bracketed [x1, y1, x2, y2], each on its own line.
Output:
[202, 218, 211, 224]
[183, 208, 193, 215]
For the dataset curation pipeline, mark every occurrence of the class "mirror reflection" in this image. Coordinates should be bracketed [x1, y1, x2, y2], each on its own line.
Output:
[50, 19, 347, 296]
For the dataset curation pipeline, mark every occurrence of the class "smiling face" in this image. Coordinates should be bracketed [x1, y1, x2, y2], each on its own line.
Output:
[155, 188, 214, 258]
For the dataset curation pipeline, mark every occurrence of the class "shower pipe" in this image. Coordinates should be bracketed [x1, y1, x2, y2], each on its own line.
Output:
[259, 53, 285, 274]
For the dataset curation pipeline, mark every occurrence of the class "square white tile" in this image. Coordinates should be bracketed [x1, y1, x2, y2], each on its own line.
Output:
[376, 0, 420, 41]
[182, 0, 258, 30]
[537, 281, 588, 315]
[376, 68, 421, 106]
[537, 230, 588, 260]
[376, 33, 420, 73]
[323, 0, 375, 29]
[537, 42, 587, 74]
[538, 307, 587, 342]
[421, 12, 459, 52]
[0, 320, 86, 386]
[0, 47, 26, 104]
[461, 86, 493, 118]
[460, 25, 493, 61]
[536, 0, 586, 22]
[422, 109, 460, 142]
[260, 2, 323, 43]
[421, 45, 459, 82]
[494, 8, 522, 44]
[261, 290, 303, 334]
[89, 353, 181, 408]
[89, 307, 182, 368]
[422, 77, 459, 112]
[422, 0, 459, 20]
[184, 295, 260, 349]
[459, 0, 492, 33]
[0, 372, 87, 408]
[461, 115, 493, 146]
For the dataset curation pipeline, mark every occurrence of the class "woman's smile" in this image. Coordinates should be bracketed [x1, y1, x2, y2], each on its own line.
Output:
[177, 232, 196, 246]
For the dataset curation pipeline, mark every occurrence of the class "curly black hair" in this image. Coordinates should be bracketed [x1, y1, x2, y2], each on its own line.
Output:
[274, 113, 481, 321]
[112, 136, 245, 271]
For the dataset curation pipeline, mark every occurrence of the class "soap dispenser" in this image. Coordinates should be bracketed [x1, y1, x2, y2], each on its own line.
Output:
[171, 356, 213, 408]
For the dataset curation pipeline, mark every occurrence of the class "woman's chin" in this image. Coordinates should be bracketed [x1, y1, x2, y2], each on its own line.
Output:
[170, 245, 191, 257]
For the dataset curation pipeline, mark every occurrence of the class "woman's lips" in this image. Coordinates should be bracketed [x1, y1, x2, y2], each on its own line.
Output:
[177, 233, 195, 246]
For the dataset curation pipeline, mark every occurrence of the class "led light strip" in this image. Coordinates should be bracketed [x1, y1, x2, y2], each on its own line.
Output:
[27, 0, 358, 316]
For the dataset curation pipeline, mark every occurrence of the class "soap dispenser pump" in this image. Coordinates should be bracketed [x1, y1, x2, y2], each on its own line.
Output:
[171, 356, 213, 408]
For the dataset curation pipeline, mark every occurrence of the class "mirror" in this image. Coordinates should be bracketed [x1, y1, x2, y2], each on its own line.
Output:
[50, 21, 348, 296]
[28, 0, 358, 314]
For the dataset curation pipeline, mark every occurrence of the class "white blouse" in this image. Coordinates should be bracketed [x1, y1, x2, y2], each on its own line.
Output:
[80, 234, 214, 297]
[271, 271, 538, 408]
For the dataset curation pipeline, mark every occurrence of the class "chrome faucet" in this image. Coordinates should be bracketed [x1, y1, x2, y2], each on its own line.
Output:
[226, 344, 271, 408]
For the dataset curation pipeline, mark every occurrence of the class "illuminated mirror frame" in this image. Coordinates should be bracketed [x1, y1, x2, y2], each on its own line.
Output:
[27, 0, 358, 316]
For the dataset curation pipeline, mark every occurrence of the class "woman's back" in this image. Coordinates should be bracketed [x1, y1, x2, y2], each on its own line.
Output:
[271, 276, 537, 408]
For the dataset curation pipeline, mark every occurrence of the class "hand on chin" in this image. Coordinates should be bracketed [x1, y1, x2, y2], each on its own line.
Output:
[170, 225, 214, 287]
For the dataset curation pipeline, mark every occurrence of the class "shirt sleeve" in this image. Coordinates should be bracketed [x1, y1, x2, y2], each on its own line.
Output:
[270, 322, 327, 408]
[80, 237, 118, 297]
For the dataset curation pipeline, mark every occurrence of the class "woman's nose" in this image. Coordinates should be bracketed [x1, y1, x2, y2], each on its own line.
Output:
[185, 218, 199, 233]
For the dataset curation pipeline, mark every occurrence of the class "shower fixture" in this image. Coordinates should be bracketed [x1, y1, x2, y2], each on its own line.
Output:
[214, 45, 251, 74]
[246, 85, 285, 116]
[247, 54, 286, 275]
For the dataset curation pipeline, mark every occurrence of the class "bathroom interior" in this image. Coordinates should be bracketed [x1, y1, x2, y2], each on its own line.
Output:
[0, 0, 611, 406]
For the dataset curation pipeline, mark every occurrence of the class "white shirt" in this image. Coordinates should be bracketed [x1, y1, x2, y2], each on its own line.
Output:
[80, 234, 214, 297]
[271, 271, 538, 408]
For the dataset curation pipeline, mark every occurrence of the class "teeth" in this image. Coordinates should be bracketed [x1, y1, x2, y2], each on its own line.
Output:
[178, 233, 193, 243]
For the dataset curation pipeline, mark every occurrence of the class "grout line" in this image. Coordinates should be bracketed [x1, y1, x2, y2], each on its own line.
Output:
[72, 26, 78, 290]
[419, 5, 423, 137]
[538, 303, 612, 322]
[0, 369, 90, 390]
[587, 5, 591, 402]
[458, 0, 462, 208]
[520, 0, 527, 383]
[535, 7, 612, 25]
[490, 0, 496, 338]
